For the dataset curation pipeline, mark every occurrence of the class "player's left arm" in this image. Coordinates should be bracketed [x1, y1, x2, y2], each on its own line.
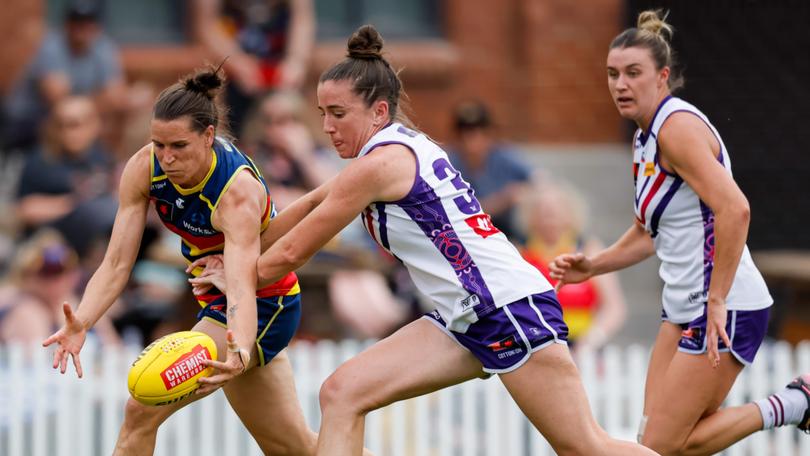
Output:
[210, 170, 265, 371]
[658, 112, 750, 365]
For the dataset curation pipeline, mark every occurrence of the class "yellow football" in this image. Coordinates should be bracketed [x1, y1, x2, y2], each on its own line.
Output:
[127, 331, 218, 406]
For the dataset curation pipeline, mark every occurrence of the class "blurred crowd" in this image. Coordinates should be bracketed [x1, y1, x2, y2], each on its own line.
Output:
[0, 0, 627, 351]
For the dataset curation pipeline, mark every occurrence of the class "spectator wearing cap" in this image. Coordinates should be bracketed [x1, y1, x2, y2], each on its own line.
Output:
[0, 228, 119, 347]
[1, 0, 139, 152]
[448, 100, 533, 241]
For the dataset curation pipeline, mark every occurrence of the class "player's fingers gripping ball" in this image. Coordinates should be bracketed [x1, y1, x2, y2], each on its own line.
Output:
[128, 331, 218, 406]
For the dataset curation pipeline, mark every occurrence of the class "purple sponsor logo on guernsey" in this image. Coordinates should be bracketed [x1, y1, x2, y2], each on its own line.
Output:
[399, 174, 496, 317]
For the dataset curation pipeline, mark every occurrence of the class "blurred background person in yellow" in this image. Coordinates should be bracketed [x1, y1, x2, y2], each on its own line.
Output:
[520, 176, 627, 352]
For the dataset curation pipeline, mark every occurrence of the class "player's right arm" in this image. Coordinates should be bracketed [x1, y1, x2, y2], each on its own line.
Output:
[185, 176, 333, 284]
[42, 146, 151, 377]
[549, 221, 654, 285]
[259, 176, 334, 251]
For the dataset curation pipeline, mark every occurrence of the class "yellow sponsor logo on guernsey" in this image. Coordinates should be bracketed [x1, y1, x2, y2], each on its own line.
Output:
[644, 162, 655, 176]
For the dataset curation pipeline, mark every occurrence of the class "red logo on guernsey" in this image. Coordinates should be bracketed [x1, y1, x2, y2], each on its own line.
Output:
[488, 335, 518, 352]
[465, 214, 500, 238]
[153, 199, 174, 222]
[160, 344, 212, 390]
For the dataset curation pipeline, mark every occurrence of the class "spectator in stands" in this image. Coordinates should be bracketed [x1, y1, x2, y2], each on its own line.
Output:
[519, 177, 627, 352]
[0, 229, 119, 347]
[448, 100, 531, 241]
[15, 96, 117, 256]
[191, 0, 316, 136]
[242, 89, 336, 209]
[0, 0, 134, 152]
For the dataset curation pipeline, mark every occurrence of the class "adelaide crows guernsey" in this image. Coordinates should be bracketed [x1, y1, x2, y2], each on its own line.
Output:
[149, 137, 299, 306]
[357, 123, 551, 332]
[632, 96, 771, 323]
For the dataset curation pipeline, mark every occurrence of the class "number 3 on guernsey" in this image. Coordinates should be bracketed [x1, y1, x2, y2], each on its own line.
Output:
[432, 158, 481, 214]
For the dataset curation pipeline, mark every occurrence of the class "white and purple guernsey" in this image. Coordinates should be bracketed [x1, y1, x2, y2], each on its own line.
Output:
[357, 123, 551, 332]
[633, 96, 772, 323]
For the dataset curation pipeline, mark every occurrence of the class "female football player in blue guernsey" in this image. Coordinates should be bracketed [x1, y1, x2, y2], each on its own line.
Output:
[550, 10, 809, 455]
[190, 25, 658, 456]
[42, 67, 322, 455]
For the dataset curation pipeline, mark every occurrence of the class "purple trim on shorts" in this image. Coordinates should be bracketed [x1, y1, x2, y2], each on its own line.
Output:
[677, 306, 770, 365]
[423, 291, 568, 374]
[375, 203, 389, 250]
[649, 177, 683, 238]
[699, 200, 716, 292]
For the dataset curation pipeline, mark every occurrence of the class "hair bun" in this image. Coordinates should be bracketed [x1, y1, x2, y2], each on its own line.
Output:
[347, 24, 384, 60]
[637, 9, 674, 41]
[183, 68, 224, 100]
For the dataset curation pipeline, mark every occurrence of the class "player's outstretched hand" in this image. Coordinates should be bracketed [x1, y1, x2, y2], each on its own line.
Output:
[42, 302, 88, 378]
[706, 297, 731, 369]
[548, 252, 594, 291]
[186, 254, 225, 295]
[196, 330, 250, 394]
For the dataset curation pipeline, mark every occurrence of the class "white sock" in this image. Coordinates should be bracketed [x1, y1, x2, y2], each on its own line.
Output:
[755, 388, 807, 429]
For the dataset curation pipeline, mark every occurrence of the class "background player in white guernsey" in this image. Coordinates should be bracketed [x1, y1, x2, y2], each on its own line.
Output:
[550, 9, 810, 455]
[191, 24, 657, 456]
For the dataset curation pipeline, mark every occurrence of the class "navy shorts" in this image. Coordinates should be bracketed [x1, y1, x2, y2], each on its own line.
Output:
[197, 294, 302, 366]
[424, 291, 569, 374]
[673, 306, 770, 365]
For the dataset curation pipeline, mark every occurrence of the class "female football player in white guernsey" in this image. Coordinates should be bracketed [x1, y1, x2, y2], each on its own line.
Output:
[550, 9, 809, 455]
[191, 24, 657, 456]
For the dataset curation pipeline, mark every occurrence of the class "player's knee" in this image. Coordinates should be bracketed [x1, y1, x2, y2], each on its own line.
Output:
[122, 398, 167, 431]
[319, 370, 367, 416]
[319, 372, 351, 411]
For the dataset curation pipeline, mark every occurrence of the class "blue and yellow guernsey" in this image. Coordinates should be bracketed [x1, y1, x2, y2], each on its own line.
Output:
[149, 137, 299, 306]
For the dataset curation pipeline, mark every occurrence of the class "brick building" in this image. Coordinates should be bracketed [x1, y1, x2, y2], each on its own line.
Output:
[1, 0, 625, 145]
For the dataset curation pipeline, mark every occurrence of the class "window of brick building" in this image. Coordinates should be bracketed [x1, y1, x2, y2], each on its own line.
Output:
[47, 0, 441, 44]
[47, 0, 185, 44]
[315, 0, 443, 40]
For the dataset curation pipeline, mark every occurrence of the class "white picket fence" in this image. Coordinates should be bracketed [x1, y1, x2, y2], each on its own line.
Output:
[1, 340, 809, 456]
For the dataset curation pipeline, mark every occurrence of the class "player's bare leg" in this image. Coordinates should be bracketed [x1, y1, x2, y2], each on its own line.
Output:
[638, 322, 682, 440]
[316, 318, 484, 456]
[641, 351, 743, 455]
[223, 349, 319, 455]
[500, 343, 658, 456]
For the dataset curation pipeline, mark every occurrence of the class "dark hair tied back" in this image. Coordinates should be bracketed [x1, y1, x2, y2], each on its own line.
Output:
[347, 25, 384, 60]
[154, 65, 230, 135]
[183, 70, 223, 100]
[320, 24, 417, 128]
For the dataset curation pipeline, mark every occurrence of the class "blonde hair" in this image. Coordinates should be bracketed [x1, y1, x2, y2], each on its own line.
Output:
[9, 229, 78, 282]
[610, 9, 684, 92]
[519, 174, 588, 236]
